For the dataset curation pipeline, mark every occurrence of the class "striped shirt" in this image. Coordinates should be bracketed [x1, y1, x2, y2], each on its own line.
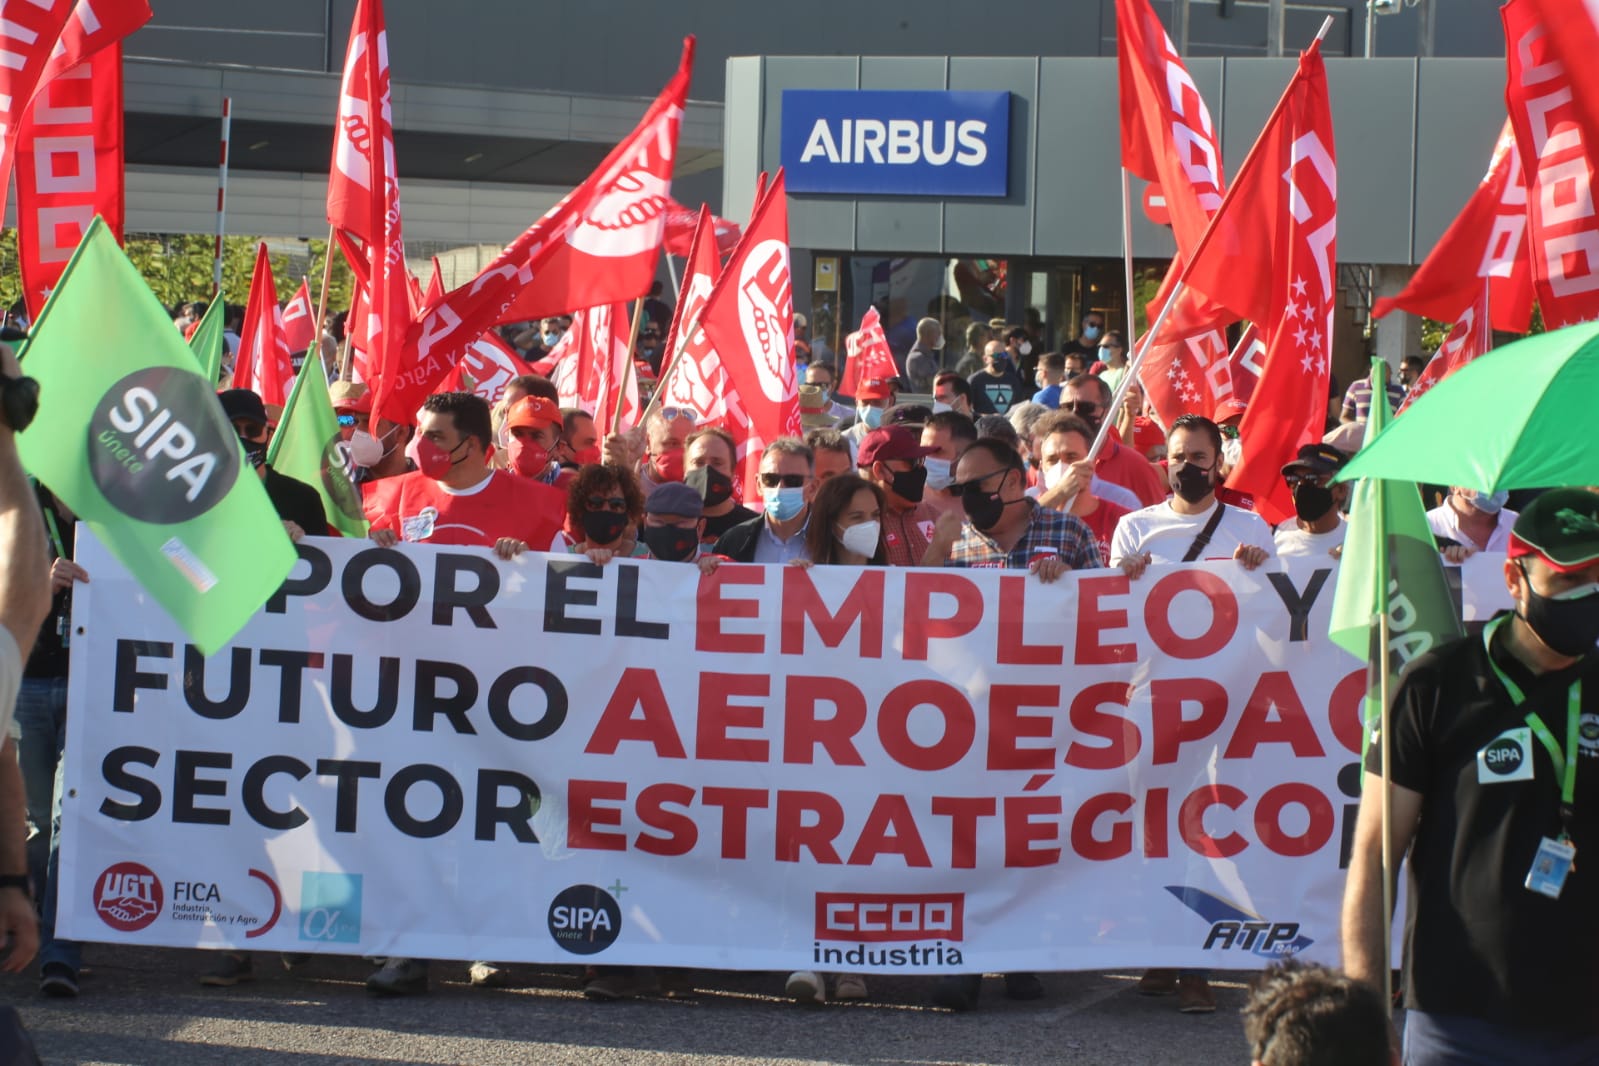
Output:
[946, 501, 1101, 571]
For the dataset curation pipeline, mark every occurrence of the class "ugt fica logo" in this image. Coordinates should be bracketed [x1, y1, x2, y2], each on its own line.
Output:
[547, 884, 622, 955]
[1168, 885, 1312, 958]
[94, 862, 163, 932]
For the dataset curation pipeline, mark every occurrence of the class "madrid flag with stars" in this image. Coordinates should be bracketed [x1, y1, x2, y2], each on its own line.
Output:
[1183, 40, 1335, 527]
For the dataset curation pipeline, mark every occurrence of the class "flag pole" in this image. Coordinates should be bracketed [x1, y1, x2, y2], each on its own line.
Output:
[1120, 167, 1139, 362]
[664, 254, 681, 300]
[1373, 401, 1395, 1018]
[212, 96, 232, 297]
[613, 297, 647, 435]
[310, 224, 338, 377]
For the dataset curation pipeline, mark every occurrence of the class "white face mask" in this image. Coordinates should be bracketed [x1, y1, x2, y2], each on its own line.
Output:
[1042, 461, 1069, 491]
[836, 520, 880, 558]
[931, 401, 952, 415]
[1018, 340, 1033, 357]
[349, 426, 399, 468]
[923, 457, 954, 491]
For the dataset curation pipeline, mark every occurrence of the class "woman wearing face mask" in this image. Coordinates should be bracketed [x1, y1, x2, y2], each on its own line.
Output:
[783, 475, 884, 1006]
[1427, 485, 1520, 563]
[562, 463, 650, 564]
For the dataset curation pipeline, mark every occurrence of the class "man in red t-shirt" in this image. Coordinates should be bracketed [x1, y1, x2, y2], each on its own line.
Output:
[1028, 410, 1132, 565]
[367, 392, 565, 560]
[1060, 375, 1168, 509]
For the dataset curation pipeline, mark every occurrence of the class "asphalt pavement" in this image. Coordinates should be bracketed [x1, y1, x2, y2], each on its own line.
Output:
[5, 947, 1256, 1065]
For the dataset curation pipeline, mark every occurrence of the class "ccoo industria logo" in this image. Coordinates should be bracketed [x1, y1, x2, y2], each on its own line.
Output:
[1167, 886, 1313, 958]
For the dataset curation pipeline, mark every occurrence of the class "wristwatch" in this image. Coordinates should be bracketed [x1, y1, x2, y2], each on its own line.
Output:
[0, 373, 38, 432]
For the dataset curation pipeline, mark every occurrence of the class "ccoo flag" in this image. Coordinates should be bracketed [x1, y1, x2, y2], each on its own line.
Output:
[16, 219, 297, 655]
[1328, 360, 1463, 734]
[267, 354, 368, 538]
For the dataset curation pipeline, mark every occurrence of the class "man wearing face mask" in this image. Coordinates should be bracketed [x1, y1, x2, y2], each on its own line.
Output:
[711, 438, 816, 564]
[1065, 311, 1106, 360]
[932, 372, 975, 418]
[857, 427, 948, 567]
[684, 426, 756, 545]
[804, 362, 854, 425]
[560, 408, 602, 468]
[218, 389, 326, 541]
[846, 379, 898, 449]
[638, 406, 697, 494]
[1110, 414, 1275, 582]
[1427, 485, 1519, 562]
[905, 317, 945, 393]
[502, 396, 570, 489]
[921, 410, 978, 514]
[1273, 444, 1350, 559]
[1003, 325, 1039, 385]
[968, 341, 1029, 416]
[1343, 488, 1599, 1064]
[641, 482, 708, 562]
[1060, 375, 1168, 509]
[339, 382, 415, 486]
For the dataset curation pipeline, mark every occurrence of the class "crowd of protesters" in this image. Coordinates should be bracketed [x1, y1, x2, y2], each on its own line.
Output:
[0, 289, 1592, 1066]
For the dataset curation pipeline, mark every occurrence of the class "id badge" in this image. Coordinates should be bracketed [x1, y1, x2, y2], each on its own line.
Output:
[1525, 836, 1577, 899]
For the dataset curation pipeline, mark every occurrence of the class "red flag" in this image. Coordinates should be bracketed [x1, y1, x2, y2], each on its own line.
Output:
[394, 39, 695, 425]
[663, 197, 740, 257]
[1504, 0, 1599, 329]
[839, 307, 898, 397]
[37, 0, 150, 87]
[1372, 121, 1532, 334]
[697, 170, 799, 501]
[1517, 0, 1599, 170]
[433, 333, 534, 407]
[423, 256, 444, 307]
[16, 44, 122, 319]
[0, 2, 80, 224]
[234, 244, 295, 409]
[281, 278, 316, 353]
[1216, 324, 1265, 421]
[328, 0, 410, 425]
[1184, 42, 1336, 527]
[1396, 285, 1493, 415]
[541, 305, 640, 431]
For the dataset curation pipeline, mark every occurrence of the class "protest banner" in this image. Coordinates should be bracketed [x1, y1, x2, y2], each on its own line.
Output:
[60, 534, 1510, 972]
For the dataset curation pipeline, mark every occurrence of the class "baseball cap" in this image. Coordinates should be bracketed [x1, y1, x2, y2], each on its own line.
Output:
[646, 481, 703, 520]
[883, 403, 932, 428]
[857, 378, 896, 402]
[1282, 442, 1349, 479]
[506, 395, 562, 431]
[858, 426, 938, 467]
[218, 388, 268, 426]
[329, 380, 372, 414]
[792, 313, 808, 329]
[1508, 489, 1599, 573]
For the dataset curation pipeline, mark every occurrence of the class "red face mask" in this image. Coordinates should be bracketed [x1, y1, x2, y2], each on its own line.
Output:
[572, 446, 603, 467]
[652, 449, 686, 483]
[507, 438, 551, 478]
[417, 436, 468, 480]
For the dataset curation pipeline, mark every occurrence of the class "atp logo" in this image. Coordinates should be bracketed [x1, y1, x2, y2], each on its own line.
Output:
[1167, 885, 1313, 958]
[298, 872, 363, 945]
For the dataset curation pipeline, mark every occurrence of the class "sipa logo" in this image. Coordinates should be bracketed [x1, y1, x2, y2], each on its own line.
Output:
[735, 238, 795, 404]
[94, 862, 164, 932]
[814, 893, 964, 944]
[547, 884, 623, 956]
[1167, 886, 1313, 959]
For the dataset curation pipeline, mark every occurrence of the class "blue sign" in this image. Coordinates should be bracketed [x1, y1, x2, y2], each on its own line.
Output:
[781, 90, 1011, 197]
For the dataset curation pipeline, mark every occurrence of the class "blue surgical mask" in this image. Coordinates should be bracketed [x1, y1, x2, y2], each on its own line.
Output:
[543, 331, 562, 347]
[924, 457, 953, 491]
[1083, 325, 1102, 341]
[1463, 488, 1510, 514]
[858, 405, 884, 429]
[763, 485, 806, 522]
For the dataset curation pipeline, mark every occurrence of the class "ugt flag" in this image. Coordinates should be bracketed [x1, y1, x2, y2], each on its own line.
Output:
[16, 219, 297, 656]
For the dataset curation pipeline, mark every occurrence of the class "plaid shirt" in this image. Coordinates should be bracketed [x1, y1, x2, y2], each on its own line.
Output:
[946, 501, 1101, 571]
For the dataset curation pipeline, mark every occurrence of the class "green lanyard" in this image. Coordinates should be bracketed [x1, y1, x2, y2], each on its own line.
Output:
[1483, 617, 1581, 835]
[41, 504, 64, 561]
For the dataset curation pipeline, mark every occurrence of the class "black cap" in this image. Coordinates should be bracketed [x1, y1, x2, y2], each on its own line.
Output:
[218, 388, 268, 426]
[1509, 489, 1599, 573]
[1282, 442, 1348, 478]
[883, 402, 933, 428]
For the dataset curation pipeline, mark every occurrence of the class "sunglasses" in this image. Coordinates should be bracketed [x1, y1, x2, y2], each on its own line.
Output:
[234, 421, 266, 440]
[585, 495, 629, 512]
[1064, 401, 1100, 416]
[759, 472, 807, 489]
[952, 468, 1008, 497]
[337, 413, 358, 427]
[660, 407, 697, 423]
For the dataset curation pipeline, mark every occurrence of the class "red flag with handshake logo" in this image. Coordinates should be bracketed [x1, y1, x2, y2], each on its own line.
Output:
[1504, 0, 1599, 330]
[1183, 41, 1336, 528]
[395, 39, 696, 425]
[697, 170, 799, 502]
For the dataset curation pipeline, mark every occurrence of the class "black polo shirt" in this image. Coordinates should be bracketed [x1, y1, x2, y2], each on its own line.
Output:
[1371, 619, 1599, 1033]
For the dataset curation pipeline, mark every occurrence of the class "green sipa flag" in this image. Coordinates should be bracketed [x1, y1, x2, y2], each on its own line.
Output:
[16, 219, 296, 655]
[188, 293, 228, 386]
[1328, 359, 1463, 736]
[267, 350, 367, 537]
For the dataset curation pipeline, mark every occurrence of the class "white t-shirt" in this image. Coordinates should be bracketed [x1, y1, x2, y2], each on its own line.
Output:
[1110, 498, 1278, 566]
[1274, 517, 1348, 559]
[1426, 502, 1517, 553]
[0, 625, 20, 740]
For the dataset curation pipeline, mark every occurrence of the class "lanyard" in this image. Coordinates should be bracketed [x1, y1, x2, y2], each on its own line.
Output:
[41, 504, 64, 560]
[1483, 617, 1581, 832]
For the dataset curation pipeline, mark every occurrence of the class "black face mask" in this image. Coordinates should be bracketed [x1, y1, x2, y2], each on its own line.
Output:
[1518, 564, 1599, 658]
[240, 437, 268, 469]
[581, 510, 632, 547]
[961, 472, 1016, 532]
[686, 466, 735, 508]
[1292, 480, 1336, 523]
[1170, 462, 1214, 504]
[887, 463, 928, 504]
[641, 524, 700, 562]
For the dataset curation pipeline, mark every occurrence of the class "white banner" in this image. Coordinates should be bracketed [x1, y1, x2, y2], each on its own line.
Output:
[61, 533, 1489, 973]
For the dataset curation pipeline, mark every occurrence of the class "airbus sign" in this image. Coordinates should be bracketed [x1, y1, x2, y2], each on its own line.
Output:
[781, 90, 1011, 197]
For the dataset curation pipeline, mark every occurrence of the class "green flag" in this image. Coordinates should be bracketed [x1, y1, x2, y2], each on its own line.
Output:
[267, 351, 368, 537]
[188, 294, 228, 385]
[1328, 359, 1463, 733]
[16, 219, 297, 655]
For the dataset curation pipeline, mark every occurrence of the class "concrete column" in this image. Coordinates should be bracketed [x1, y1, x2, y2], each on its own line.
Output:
[1371, 264, 1421, 370]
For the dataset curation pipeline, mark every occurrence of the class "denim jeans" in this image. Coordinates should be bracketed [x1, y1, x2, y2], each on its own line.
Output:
[13, 676, 80, 971]
[1404, 1010, 1599, 1066]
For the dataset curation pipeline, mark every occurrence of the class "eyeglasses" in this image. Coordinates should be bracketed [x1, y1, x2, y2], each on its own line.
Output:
[1064, 401, 1101, 416]
[952, 469, 1007, 497]
[337, 413, 358, 427]
[585, 495, 629, 512]
[659, 407, 697, 423]
[759, 472, 807, 489]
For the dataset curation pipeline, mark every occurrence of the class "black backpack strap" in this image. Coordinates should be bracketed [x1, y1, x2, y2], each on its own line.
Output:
[1182, 503, 1228, 563]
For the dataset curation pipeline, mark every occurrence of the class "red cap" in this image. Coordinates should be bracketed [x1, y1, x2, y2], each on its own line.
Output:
[858, 426, 937, 467]
[857, 378, 896, 402]
[506, 395, 562, 431]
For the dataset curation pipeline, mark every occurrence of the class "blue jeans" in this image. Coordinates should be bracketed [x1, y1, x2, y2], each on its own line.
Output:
[13, 676, 80, 971]
[1404, 1010, 1599, 1066]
